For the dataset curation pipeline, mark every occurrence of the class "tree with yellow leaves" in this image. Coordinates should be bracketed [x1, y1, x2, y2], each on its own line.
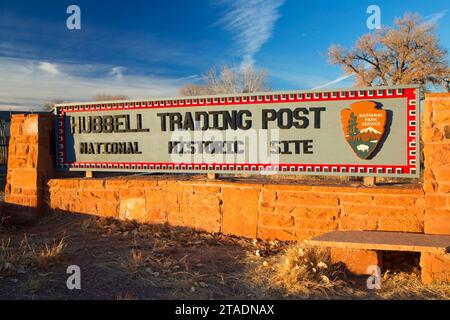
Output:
[329, 13, 449, 91]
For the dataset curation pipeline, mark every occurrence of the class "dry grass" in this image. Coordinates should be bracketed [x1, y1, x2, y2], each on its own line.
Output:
[248, 245, 352, 299]
[376, 272, 450, 300]
[247, 244, 450, 300]
[0, 234, 67, 275]
[36, 237, 66, 266]
[130, 248, 145, 268]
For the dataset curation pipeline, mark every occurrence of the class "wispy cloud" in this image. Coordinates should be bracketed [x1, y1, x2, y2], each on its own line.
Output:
[0, 12, 211, 75]
[109, 67, 126, 79]
[0, 57, 196, 110]
[218, 0, 284, 66]
[311, 73, 354, 90]
[268, 65, 355, 90]
[425, 9, 448, 25]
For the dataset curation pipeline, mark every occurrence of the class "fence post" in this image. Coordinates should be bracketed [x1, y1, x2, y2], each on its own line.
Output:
[2, 114, 55, 223]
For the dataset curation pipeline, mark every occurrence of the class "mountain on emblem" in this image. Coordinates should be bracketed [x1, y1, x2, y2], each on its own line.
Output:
[341, 101, 388, 160]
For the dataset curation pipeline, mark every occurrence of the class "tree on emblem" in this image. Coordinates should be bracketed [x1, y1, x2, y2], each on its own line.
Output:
[347, 112, 359, 139]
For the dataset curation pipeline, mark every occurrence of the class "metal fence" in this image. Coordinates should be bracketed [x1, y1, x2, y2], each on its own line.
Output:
[0, 120, 8, 168]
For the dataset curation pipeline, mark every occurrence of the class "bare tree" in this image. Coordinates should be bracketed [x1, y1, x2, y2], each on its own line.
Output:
[178, 83, 210, 97]
[328, 13, 450, 91]
[43, 99, 64, 112]
[241, 64, 269, 93]
[93, 94, 129, 101]
[204, 66, 239, 94]
[179, 64, 270, 96]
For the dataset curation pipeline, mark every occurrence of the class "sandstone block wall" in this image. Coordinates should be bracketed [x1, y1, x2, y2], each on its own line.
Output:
[47, 178, 424, 241]
[2, 114, 54, 223]
[423, 93, 450, 235]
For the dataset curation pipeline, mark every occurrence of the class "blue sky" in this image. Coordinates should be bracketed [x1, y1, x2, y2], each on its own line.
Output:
[0, 0, 448, 109]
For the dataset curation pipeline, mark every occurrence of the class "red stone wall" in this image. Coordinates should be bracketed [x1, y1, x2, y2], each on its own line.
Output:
[2, 114, 55, 223]
[420, 253, 450, 285]
[47, 177, 424, 241]
[423, 93, 450, 235]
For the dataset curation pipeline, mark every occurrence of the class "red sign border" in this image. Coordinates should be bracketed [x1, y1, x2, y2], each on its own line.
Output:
[55, 87, 419, 177]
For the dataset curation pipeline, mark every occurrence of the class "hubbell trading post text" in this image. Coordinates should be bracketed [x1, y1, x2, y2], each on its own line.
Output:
[0, 0, 449, 316]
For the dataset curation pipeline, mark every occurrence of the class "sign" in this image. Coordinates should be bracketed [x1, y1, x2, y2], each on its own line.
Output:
[55, 85, 420, 177]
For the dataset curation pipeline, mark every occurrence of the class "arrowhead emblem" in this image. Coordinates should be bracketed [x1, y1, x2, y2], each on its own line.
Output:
[341, 101, 388, 160]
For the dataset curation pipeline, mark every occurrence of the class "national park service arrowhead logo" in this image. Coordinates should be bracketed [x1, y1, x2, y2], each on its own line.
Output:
[341, 101, 388, 160]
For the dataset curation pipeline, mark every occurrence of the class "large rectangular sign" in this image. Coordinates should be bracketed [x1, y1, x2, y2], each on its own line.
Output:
[55, 85, 420, 177]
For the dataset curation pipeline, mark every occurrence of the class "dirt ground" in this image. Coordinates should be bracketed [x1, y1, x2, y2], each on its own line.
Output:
[0, 209, 297, 300]
[1, 209, 449, 300]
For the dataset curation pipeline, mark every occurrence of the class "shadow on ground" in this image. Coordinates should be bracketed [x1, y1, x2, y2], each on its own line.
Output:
[0, 204, 293, 300]
[1, 203, 448, 300]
